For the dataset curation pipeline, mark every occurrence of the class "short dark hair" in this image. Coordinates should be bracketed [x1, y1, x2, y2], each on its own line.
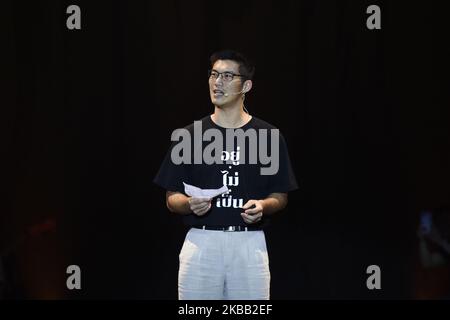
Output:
[210, 50, 255, 80]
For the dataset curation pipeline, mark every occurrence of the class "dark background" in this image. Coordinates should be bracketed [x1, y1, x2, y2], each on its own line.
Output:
[2, 0, 449, 299]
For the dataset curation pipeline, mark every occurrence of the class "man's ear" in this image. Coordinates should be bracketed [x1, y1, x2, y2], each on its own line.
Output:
[243, 80, 253, 93]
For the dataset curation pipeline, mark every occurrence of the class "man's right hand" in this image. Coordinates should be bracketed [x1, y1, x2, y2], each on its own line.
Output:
[188, 197, 212, 216]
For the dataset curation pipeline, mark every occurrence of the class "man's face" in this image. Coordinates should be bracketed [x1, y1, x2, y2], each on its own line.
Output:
[209, 59, 246, 107]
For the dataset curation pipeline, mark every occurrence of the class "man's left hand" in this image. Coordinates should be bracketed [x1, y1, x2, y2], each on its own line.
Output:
[241, 200, 264, 224]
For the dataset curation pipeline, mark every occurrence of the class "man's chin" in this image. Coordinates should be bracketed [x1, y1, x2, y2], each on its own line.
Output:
[211, 99, 225, 108]
[212, 97, 238, 109]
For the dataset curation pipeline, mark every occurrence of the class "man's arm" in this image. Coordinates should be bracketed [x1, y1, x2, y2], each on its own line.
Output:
[241, 193, 288, 224]
[166, 191, 191, 215]
[166, 191, 212, 216]
[260, 193, 288, 216]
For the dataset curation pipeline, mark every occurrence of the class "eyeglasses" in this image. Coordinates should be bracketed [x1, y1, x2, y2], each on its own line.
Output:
[208, 69, 246, 82]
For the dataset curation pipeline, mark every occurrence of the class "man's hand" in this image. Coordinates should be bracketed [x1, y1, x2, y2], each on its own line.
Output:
[241, 200, 264, 224]
[188, 197, 212, 216]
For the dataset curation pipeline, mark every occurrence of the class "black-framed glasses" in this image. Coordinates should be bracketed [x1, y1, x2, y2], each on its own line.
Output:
[208, 69, 246, 82]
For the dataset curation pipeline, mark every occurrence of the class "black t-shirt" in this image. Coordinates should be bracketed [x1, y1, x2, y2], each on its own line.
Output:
[153, 115, 298, 227]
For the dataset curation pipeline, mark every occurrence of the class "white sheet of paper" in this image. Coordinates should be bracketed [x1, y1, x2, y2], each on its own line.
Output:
[183, 182, 229, 199]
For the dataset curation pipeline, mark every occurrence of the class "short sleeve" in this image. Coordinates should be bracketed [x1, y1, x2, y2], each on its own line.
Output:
[265, 133, 299, 194]
[153, 141, 191, 194]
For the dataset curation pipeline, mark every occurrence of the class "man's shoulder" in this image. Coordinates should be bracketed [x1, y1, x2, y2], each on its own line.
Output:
[249, 117, 288, 143]
[249, 116, 279, 130]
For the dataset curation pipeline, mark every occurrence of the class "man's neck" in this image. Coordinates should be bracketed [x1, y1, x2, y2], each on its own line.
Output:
[211, 102, 250, 128]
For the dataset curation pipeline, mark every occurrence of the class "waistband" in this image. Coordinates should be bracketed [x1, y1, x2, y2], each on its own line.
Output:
[191, 225, 262, 232]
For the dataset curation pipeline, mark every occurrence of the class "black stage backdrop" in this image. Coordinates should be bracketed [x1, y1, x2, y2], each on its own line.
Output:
[2, 0, 449, 299]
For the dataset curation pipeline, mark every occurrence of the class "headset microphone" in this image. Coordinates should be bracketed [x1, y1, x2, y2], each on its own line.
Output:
[216, 88, 250, 113]
[224, 88, 245, 97]
[222, 88, 250, 114]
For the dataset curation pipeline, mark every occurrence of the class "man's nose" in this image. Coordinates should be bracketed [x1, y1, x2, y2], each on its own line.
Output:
[214, 74, 224, 85]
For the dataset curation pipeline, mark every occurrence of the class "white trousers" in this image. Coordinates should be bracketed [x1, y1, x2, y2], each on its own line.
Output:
[178, 227, 271, 300]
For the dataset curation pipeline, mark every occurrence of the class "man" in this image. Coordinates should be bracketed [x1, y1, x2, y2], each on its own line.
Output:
[154, 50, 298, 300]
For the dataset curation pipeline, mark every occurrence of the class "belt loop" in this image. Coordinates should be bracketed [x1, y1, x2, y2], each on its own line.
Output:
[202, 225, 205, 230]
[245, 226, 248, 232]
